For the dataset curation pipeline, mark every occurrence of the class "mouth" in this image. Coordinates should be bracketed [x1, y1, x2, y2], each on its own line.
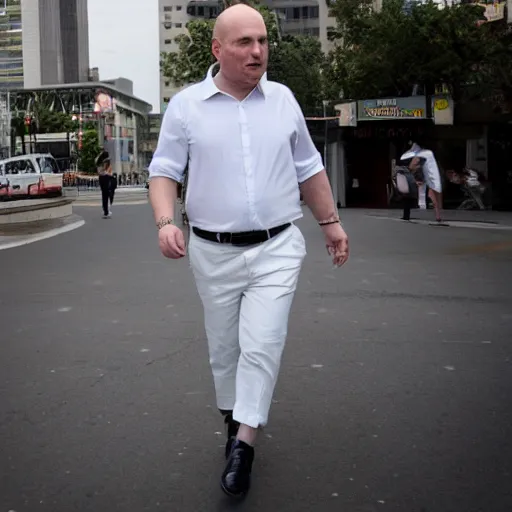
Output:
[246, 63, 261, 69]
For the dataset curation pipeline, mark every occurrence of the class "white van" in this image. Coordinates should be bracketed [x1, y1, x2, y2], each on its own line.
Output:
[0, 154, 63, 200]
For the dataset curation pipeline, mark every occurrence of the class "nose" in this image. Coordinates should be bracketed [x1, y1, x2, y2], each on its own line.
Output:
[250, 41, 262, 58]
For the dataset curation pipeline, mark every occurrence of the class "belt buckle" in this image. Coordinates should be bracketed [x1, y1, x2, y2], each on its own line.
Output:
[216, 232, 232, 244]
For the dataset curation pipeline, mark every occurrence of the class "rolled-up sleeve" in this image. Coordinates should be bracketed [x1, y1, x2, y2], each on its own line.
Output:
[148, 95, 188, 183]
[285, 88, 324, 183]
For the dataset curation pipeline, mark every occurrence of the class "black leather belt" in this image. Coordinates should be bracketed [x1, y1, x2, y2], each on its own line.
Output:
[192, 223, 291, 246]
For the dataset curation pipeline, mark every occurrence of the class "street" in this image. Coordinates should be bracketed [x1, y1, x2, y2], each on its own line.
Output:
[1, 202, 512, 512]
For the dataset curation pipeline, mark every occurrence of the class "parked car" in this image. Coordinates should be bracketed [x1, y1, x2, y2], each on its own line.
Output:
[0, 154, 63, 200]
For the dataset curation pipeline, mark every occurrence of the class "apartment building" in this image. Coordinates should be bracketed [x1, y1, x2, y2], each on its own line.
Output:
[159, 0, 335, 111]
[0, 0, 89, 90]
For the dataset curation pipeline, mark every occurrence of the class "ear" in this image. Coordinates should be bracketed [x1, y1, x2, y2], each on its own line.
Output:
[212, 38, 221, 61]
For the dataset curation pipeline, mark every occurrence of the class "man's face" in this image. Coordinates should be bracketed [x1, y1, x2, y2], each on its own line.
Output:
[212, 16, 268, 88]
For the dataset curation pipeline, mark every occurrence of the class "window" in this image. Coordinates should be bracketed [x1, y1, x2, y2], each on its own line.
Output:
[310, 6, 319, 18]
[5, 159, 36, 175]
[175, 22, 182, 28]
[37, 157, 59, 174]
[163, 97, 170, 103]
[164, 39, 172, 44]
[176, 5, 182, 10]
[197, 5, 204, 16]
[164, 5, 172, 11]
[165, 81, 170, 87]
[293, 7, 300, 19]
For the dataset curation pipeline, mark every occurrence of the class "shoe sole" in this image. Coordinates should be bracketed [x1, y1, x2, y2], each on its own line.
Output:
[220, 480, 248, 499]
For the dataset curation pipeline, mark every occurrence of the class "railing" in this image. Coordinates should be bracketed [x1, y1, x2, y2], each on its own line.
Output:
[62, 171, 148, 190]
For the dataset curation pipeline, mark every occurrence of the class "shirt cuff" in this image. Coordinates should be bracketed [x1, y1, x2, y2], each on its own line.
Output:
[148, 159, 184, 183]
[296, 155, 324, 183]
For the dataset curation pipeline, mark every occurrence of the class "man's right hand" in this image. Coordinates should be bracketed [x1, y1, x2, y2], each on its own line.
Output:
[158, 224, 186, 259]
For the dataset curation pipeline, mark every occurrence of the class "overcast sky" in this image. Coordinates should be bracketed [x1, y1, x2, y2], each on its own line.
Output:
[88, 0, 160, 112]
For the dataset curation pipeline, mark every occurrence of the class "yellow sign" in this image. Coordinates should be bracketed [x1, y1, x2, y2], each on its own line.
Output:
[434, 98, 449, 111]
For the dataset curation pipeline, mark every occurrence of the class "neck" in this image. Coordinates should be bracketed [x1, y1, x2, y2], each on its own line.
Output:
[213, 71, 255, 101]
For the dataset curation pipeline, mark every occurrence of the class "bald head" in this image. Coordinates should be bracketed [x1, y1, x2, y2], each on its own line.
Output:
[213, 4, 265, 42]
[211, 3, 268, 96]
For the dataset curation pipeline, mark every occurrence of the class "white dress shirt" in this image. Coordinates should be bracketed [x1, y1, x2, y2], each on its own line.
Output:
[149, 65, 324, 232]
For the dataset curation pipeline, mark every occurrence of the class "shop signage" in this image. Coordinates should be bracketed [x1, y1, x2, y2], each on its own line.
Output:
[432, 95, 454, 126]
[335, 102, 358, 127]
[357, 96, 427, 121]
[477, 1, 506, 22]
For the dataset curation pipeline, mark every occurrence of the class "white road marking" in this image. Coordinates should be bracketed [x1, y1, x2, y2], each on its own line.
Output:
[0, 220, 85, 251]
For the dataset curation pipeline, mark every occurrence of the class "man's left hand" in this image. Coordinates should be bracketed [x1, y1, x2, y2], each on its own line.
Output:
[322, 223, 349, 267]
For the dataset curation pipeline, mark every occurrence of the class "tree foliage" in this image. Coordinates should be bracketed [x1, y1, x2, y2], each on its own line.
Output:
[160, 4, 325, 111]
[78, 130, 101, 174]
[325, 0, 512, 108]
[34, 109, 79, 135]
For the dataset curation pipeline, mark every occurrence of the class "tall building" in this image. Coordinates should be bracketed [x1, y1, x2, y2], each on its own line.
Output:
[158, 0, 335, 112]
[0, 0, 23, 89]
[0, 0, 89, 90]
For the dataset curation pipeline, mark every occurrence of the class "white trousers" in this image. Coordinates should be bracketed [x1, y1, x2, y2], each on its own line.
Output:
[188, 224, 306, 428]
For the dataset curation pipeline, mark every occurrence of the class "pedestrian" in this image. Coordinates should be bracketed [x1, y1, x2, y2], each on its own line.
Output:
[393, 157, 420, 221]
[96, 149, 113, 218]
[148, 3, 349, 498]
[401, 142, 444, 223]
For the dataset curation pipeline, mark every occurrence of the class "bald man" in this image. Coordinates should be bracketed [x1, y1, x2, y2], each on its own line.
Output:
[149, 3, 349, 498]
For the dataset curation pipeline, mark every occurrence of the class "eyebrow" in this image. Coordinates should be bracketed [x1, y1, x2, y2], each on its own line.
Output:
[236, 35, 268, 43]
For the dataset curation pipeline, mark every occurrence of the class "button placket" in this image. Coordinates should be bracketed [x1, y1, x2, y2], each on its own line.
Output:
[238, 103, 258, 226]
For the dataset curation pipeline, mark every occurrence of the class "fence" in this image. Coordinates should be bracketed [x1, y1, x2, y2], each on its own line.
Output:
[63, 171, 149, 191]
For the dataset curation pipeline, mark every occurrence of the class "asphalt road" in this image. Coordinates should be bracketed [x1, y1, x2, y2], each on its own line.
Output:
[1, 202, 512, 512]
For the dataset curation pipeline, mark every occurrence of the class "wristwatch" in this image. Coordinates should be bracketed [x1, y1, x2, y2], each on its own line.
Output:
[157, 217, 174, 230]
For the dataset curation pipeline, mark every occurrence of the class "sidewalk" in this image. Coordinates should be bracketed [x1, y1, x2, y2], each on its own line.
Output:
[0, 214, 84, 250]
[363, 207, 512, 229]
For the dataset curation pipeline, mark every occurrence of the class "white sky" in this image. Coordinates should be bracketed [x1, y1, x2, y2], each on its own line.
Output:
[88, 0, 160, 112]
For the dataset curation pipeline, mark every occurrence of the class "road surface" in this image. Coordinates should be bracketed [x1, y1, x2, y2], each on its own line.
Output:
[1, 203, 511, 512]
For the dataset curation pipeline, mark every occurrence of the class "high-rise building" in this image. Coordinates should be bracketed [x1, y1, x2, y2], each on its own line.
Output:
[0, 0, 89, 90]
[158, 0, 335, 112]
[0, 0, 23, 89]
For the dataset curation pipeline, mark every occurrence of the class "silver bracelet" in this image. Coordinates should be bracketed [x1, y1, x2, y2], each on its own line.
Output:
[157, 217, 174, 230]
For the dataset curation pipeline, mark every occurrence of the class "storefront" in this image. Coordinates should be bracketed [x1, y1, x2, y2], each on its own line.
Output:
[337, 95, 494, 209]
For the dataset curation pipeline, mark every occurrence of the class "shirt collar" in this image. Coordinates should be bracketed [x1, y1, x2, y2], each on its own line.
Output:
[201, 63, 268, 100]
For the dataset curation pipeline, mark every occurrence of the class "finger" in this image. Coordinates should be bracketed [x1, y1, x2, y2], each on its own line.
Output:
[166, 231, 186, 257]
[160, 236, 183, 259]
[175, 229, 186, 253]
[333, 242, 349, 267]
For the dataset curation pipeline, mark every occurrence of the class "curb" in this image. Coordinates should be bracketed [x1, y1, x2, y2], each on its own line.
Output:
[0, 219, 85, 251]
[366, 215, 512, 231]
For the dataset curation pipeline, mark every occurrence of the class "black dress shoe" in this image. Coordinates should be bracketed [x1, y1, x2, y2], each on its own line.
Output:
[224, 414, 240, 459]
[220, 439, 254, 498]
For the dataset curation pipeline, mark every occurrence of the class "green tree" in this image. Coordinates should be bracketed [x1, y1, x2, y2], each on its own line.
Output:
[325, 0, 510, 107]
[160, 4, 325, 111]
[268, 35, 325, 113]
[77, 130, 101, 174]
[160, 19, 216, 86]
